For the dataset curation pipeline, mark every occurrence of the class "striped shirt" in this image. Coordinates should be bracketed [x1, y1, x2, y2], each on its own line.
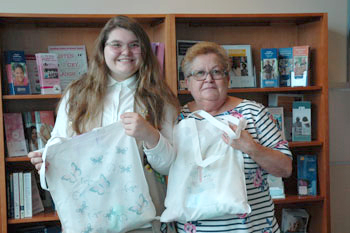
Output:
[176, 99, 292, 233]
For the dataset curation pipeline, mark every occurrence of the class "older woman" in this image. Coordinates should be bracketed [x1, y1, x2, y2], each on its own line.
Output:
[176, 41, 292, 233]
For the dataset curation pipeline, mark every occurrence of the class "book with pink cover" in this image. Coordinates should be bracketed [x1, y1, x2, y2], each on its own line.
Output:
[4, 113, 28, 157]
[34, 111, 55, 149]
[35, 53, 62, 94]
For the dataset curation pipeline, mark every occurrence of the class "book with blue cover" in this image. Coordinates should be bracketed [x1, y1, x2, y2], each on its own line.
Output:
[297, 155, 317, 196]
[260, 48, 279, 88]
[4, 50, 31, 95]
[278, 47, 293, 87]
[292, 101, 311, 142]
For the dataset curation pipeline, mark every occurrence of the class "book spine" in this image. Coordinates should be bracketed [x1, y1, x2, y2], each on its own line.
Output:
[13, 172, 20, 219]
[19, 172, 25, 218]
[23, 172, 33, 218]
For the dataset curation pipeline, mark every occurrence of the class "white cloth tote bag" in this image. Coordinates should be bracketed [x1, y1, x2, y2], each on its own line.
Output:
[161, 110, 251, 222]
[40, 122, 156, 233]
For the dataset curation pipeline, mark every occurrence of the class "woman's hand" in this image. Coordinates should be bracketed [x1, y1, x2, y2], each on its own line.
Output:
[222, 123, 292, 178]
[28, 151, 45, 173]
[120, 112, 160, 149]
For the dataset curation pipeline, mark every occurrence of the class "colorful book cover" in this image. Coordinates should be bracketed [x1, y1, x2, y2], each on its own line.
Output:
[278, 47, 293, 87]
[35, 53, 62, 94]
[222, 45, 256, 88]
[268, 93, 304, 141]
[25, 54, 41, 94]
[297, 155, 317, 196]
[267, 174, 285, 199]
[260, 48, 279, 88]
[48, 45, 88, 91]
[281, 208, 309, 233]
[22, 112, 39, 152]
[177, 40, 199, 90]
[34, 111, 55, 149]
[266, 107, 286, 141]
[292, 101, 311, 142]
[4, 51, 31, 95]
[3, 113, 28, 157]
[291, 46, 310, 87]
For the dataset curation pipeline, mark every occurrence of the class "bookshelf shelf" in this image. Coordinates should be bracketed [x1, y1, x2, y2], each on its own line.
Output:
[289, 140, 323, 148]
[178, 86, 322, 95]
[7, 211, 59, 224]
[2, 94, 62, 100]
[273, 195, 324, 205]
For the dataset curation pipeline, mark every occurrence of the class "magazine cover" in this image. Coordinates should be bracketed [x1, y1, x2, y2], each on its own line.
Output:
[34, 111, 55, 149]
[267, 106, 286, 140]
[35, 53, 62, 94]
[177, 40, 199, 90]
[25, 54, 41, 94]
[221, 45, 255, 88]
[48, 45, 88, 91]
[297, 155, 317, 196]
[3, 113, 28, 157]
[278, 48, 293, 87]
[281, 208, 309, 233]
[291, 46, 310, 87]
[260, 48, 279, 88]
[292, 101, 311, 142]
[4, 51, 30, 95]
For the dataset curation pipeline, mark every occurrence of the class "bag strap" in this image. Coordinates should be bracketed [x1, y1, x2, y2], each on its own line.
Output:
[187, 110, 246, 167]
[39, 136, 69, 191]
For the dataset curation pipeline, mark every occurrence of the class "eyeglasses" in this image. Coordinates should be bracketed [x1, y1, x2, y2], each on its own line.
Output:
[188, 69, 228, 81]
[105, 41, 141, 54]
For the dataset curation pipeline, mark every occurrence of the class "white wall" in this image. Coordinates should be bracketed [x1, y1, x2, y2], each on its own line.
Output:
[1, 0, 349, 232]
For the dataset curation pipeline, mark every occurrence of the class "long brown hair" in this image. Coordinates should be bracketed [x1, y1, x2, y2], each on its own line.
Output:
[62, 15, 179, 134]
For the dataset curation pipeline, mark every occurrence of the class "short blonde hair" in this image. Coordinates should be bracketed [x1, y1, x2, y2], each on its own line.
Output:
[181, 41, 231, 78]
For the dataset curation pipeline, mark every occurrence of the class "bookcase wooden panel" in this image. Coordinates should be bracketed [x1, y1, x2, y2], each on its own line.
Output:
[0, 13, 329, 233]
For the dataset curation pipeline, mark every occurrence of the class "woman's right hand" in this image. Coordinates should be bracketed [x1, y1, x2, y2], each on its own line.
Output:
[28, 151, 44, 173]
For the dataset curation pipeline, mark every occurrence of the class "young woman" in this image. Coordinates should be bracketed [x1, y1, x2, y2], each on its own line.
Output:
[28, 15, 179, 233]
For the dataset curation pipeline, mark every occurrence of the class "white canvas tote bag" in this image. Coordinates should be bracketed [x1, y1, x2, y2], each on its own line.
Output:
[40, 122, 156, 233]
[161, 110, 251, 222]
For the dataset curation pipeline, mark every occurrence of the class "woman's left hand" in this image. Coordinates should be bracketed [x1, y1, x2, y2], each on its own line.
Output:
[222, 124, 257, 155]
[120, 112, 160, 149]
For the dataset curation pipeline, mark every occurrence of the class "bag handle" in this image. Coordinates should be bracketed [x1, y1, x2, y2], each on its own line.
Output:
[188, 110, 247, 167]
[39, 136, 69, 191]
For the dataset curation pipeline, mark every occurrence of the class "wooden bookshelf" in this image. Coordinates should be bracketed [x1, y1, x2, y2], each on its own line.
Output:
[0, 13, 330, 233]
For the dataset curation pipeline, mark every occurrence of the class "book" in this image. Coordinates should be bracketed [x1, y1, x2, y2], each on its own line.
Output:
[266, 107, 286, 141]
[31, 172, 45, 215]
[278, 47, 293, 87]
[18, 172, 25, 218]
[35, 53, 62, 94]
[48, 45, 88, 91]
[8, 173, 14, 218]
[291, 46, 310, 87]
[3, 50, 31, 94]
[268, 93, 304, 141]
[13, 172, 20, 219]
[292, 101, 311, 142]
[260, 48, 279, 88]
[23, 172, 33, 218]
[281, 208, 309, 233]
[267, 174, 285, 199]
[177, 40, 199, 90]
[25, 54, 41, 94]
[221, 45, 256, 88]
[34, 111, 55, 149]
[22, 112, 39, 151]
[3, 113, 28, 157]
[297, 155, 317, 196]
[151, 42, 165, 76]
